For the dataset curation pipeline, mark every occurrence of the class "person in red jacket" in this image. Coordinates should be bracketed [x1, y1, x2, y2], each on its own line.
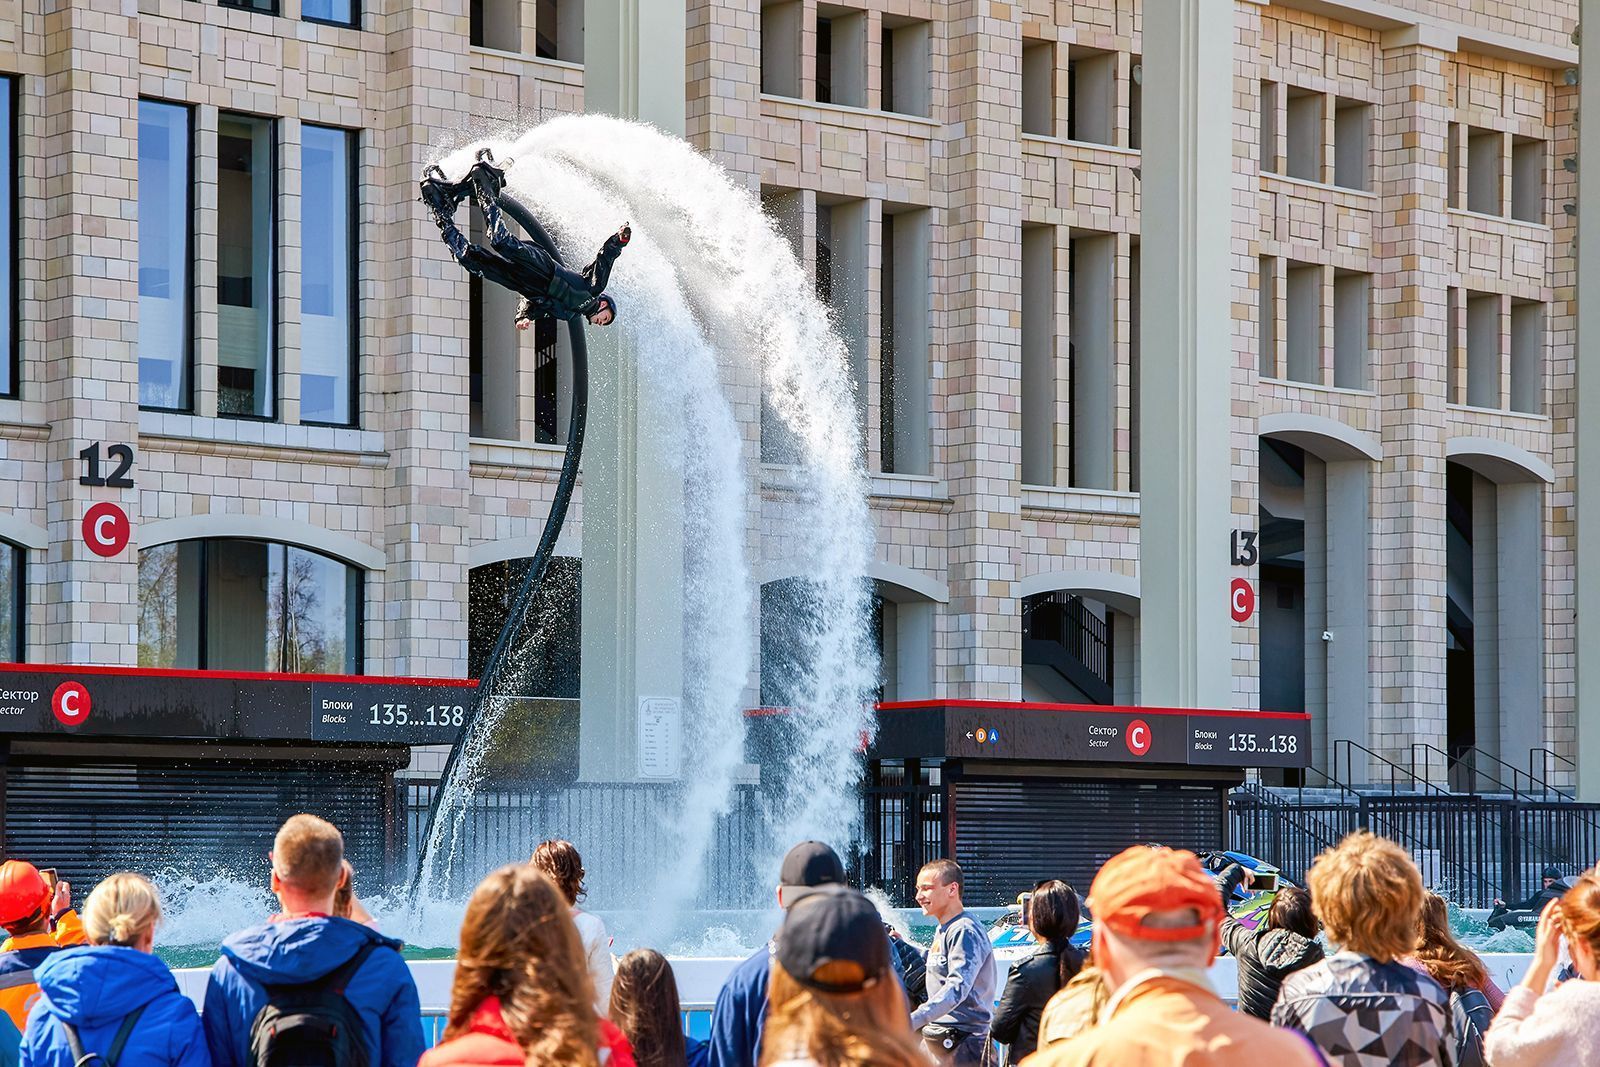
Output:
[420, 864, 635, 1067]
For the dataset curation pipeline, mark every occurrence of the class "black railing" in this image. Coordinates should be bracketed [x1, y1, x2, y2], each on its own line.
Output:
[1334, 738, 1447, 796]
[1231, 785, 1600, 908]
[858, 761, 945, 905]
[1022, 592, 1114, 703]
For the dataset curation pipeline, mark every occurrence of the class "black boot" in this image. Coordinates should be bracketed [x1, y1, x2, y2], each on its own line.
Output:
[418, 174, 460, 224]
[467, 148, 507, 201]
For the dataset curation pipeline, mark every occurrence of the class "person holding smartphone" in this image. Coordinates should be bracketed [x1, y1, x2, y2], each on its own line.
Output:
[1484, 868, 1600, 1066]
[0, 862, 87, 1031]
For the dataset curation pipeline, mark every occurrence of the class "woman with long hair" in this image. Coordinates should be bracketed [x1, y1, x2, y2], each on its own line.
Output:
[759, 885, 926, 1067]
[609, 949, 706, 1067]
[991, 880, 1082, 1062]
[1485, 868, 1600, 1066]
[21, 873, 208, 1067]
[1406, 891, 1503, 1066]
[532, 839, 614, 1013]
[419, 865, 635, 1067]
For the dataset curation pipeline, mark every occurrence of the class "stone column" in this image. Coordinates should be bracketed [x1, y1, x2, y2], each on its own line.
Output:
[1325, 460, 1373, 759]
[939, 5, 1022, 701]
[34, 0, 141, 664]
[1137, 0, 1235, 709]
[1578, 0, 1600, 800]
[1372, 30, 1454, 781]
[579, 0, 689, 780]
[378, 2, 474, 678]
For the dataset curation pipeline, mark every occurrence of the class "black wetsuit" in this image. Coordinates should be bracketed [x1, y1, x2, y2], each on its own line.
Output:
[432, 179, 625, 324]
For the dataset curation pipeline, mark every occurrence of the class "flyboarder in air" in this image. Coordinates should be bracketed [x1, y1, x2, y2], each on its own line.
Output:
[420, 149, 630, 329]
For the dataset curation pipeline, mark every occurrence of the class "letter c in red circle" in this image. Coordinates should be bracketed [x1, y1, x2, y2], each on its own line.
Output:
[1126, 718, 1152, 756]
[1231, 578, 1256, 623]
[51, 682, 91, 727]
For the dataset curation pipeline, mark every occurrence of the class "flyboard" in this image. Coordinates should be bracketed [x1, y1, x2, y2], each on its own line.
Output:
[410, 150, 590, 890]
[986, 851, 1287, 965]
[1486, 875, 1577, 931]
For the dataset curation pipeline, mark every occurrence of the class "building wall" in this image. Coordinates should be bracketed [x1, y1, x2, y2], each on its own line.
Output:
[0, 0, 1579, 784]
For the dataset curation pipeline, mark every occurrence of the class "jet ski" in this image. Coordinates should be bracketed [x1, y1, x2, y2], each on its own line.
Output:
[1487, 875, 1577, 931]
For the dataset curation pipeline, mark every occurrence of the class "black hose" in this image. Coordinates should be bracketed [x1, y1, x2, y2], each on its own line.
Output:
[411, 193, 589, 890]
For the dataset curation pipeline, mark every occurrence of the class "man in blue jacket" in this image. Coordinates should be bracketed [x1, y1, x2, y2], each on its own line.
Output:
[202, 814, 424, 1067]
[707, 842, 847, 1067]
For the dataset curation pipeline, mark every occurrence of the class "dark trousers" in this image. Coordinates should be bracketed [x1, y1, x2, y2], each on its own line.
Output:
[920, 1031, 994, 1067]
[432, 178, 552, 296]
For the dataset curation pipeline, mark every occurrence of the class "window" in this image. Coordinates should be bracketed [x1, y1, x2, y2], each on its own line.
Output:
[1285, 261, 1321, 384]
[1021, 226, 1055, 485]
[1447, 122, 1461, 208]
[881, 208, 929, 475]
[1447, 286, 1461, 401]
[1510, 300, 1543, 413]
[880, 18, 929, 117]
[1512, 137, 1545, 223]
[1465, 291, 1500, 408]
[138, 101, 192, 411]
[1021, 40, 1055, 136]
[761, 1, 802, 96]
[0, 77, 13, 398]
[217, 114, 276, 419]
[471, 0, 518, 51]
[535, 0, 583, 61]
[138, 540, 361, 673]
[1332, 270, 1368, 389]
[1260, 80, 1279, 173]
[1334, 98, 1368, 191]
[1468, 128, 1503, 215]
[1068, 48, 1114, 144]
[816, 7, 865, 108]
[1128, 58, 1142, 150]
[1286, 89, 1322, 182]
[220, 0, 275, 16]
[0, 540, 20, 662]
[469, 557, 580, 693]
[469, 211, 522, 440]
[1258, 255, 1278, 377]
[300, 126, 357, 426]
[303, 0, 355, 26]
[1069, 232, 1114, 489]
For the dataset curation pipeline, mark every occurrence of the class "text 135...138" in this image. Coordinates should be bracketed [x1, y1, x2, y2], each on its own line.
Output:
[1227, 732, 1298, 754]
[368, 704, 465, 727]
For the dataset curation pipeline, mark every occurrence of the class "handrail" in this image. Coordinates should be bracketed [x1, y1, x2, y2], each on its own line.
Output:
[1412, 743, 1529, 798]
[1531, 748, 1578, 799]
[1335, 738, 1447, 796]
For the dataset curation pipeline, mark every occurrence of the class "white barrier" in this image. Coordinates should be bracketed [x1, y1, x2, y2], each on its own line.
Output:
[177, 951, 1540, 1013]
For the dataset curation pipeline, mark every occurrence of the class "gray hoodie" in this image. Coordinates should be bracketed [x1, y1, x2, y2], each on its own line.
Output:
[911, 911, 997, 1034]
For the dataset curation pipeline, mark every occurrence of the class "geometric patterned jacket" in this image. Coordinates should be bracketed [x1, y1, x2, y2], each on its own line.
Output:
[1271, 951, 1456, 1067]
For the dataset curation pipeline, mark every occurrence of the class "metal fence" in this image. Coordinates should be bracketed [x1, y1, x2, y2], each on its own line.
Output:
[402, 781, 769, 906]
[1230, 787, 1600, 907]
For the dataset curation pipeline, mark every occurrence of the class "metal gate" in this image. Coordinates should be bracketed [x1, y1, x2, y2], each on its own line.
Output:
[951, 777, 1228, 905]
[4, 759, 394, 888]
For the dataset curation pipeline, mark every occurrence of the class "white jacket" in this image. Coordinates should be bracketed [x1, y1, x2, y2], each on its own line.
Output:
[572, 907, 614, 1015]
[1484, 979, 1600, 1067]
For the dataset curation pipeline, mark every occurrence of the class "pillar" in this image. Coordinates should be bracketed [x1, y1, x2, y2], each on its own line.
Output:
[1137, 0, 1234, 709]
[1498, 481, 1544, 763]
[579, 0, 689, 781]
[1325, 460, 1372, 758]
[1577, 0, 1600, 800]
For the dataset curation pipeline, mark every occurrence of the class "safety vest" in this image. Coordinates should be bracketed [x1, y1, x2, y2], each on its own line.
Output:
[0, 912, 87, 1031]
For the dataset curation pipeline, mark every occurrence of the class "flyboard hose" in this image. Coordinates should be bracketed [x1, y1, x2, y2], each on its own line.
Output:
[410, 191, 589, 891]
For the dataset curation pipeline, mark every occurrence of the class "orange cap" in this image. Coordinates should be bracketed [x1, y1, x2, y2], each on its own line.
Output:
[1089, 846, 1225, 942]
[0, 861, 50, 927]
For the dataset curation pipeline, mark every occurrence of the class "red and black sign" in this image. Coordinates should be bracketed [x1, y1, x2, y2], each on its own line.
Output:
[874, 699, 1312, 769]
[0, 663, 477, 744]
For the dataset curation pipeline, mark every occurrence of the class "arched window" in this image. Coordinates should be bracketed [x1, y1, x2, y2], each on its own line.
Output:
[138, 539, 362, 673]
[0, 540, 21, 662]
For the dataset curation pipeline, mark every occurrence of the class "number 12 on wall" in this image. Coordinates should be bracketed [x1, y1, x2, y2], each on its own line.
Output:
[79, 443, 136, 488]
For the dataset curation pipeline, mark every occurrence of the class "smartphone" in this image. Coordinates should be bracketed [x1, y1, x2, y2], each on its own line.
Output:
[1017, 890, 1034, 925]
[39, 869, 57, 891]
[1251, 871, 1278, 893]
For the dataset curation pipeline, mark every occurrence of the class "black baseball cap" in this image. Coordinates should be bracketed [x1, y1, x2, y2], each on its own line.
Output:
[776, 884, 889, 994]
[779, 841, 846, 894]
[1543, 865, 1564, 880]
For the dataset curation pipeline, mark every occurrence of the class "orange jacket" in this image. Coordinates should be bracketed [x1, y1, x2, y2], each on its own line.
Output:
[0, 910, 87, 1031]
[1022, 972, 1325, 1067]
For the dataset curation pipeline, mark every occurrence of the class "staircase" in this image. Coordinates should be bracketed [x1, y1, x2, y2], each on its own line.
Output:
[1021, 592, 1113, 705]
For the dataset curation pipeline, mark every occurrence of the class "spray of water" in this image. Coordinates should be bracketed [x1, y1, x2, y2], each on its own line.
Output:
[417, 116, 878, 938]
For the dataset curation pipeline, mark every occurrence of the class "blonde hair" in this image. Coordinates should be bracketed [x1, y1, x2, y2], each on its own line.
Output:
[759, 960, 926, 1067]
[83, 873, 162, 947]
[1306, 831, 1423, 963]
[274, 814, 346, 895]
